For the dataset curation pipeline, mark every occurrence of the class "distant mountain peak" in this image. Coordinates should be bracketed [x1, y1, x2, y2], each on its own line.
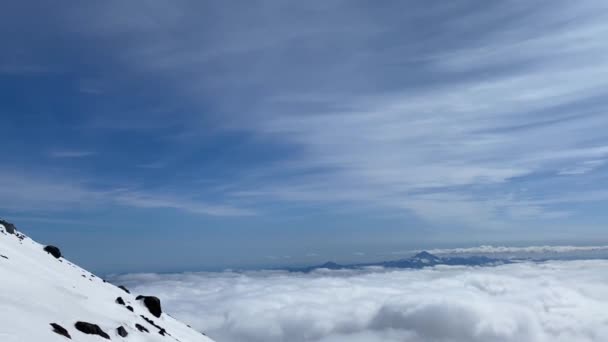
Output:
[413, 251, 439, 260]
[407, 251, 442, 265]
[319, 261, 342, 269]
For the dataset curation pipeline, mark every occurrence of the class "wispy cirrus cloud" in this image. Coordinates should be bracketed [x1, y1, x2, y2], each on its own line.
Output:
[48, 150, 95, 158]
[0, 170, 251, 216]
[114, 190, 255, 216]
[2, 0, 608, 233]
[214, 0, 608, 226]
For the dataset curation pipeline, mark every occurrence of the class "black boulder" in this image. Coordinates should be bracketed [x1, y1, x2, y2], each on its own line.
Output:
[0, 219, 16, 234]
[74, 321, 110, 340]
[136, 295, 162, 318]
[135, 323, 149, 333]
[50, 323, 71, 339]
[43, 245, 62, 259]
[117, 326, 128, 337]
[115, 297, 125, 305]
[118, 285, 130, 294]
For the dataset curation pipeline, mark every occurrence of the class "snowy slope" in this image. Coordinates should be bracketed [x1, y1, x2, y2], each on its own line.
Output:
[0, 222, 216, 342]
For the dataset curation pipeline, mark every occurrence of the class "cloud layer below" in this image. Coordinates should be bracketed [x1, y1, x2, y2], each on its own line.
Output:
[115, 260, 608, 342]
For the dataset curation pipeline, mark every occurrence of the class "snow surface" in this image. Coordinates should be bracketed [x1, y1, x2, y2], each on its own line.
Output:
[0, 224, 215, 342]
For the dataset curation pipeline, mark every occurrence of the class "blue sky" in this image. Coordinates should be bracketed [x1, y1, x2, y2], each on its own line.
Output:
[2, 1, 608, 273]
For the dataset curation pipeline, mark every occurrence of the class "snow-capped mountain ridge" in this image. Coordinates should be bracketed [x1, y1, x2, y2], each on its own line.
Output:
[0, 220, 216, 342]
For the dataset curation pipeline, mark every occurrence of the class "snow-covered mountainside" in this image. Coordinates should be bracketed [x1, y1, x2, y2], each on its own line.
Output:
[0, 221, 216, 342]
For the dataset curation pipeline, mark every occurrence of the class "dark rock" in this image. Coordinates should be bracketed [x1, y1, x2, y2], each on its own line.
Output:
[115, 297, 125, 305]
[140, 315, 162, 330]
[117, 326, 128, 337]
[50, 323, 71, 339]
[136, 296, 162, 318]
[0, 219, 16, 234]
[1, 255, 8, 259]
[159, 328, 167, 336]
[118, 285, 130, 294]
[135, 323, 149, 333]
[126, 305, 134, 312]
[74, 321, 110, 339]
[43, 245, 62, 258]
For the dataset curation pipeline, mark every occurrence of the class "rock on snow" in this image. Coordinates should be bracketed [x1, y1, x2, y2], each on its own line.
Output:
[0, 222, 216, 342]
[135, 296, 162, 318]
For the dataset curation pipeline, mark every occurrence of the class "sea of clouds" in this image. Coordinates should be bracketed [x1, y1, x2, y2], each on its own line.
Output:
[114, 260, 608, 342]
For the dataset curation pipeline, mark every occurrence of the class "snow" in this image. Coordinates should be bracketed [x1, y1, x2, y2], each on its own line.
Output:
[0, 224, 215, 342]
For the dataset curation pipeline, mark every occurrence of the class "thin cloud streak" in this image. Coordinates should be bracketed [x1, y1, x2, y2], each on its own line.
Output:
[0, 170, 252, 217]
[424, 245, 608, 255]
[48, 150, 96, 158]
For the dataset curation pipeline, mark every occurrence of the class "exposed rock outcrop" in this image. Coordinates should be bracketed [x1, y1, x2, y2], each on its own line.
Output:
[135, 323, 149, 333]
[136, 295, 162, 318]
[50, 323, 71, 339]
[43, 245, 62, 259]
[74, 321, 110, 340]
[118, 285, 130, 294]
[0, 219, 16, 234]
[140, 314, 164, 331]
[117, 326, 128, 337]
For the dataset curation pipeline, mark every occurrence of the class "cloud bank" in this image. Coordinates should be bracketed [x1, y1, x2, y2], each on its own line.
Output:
[425, 245, 608, 255]
[114, 260, 608, 342]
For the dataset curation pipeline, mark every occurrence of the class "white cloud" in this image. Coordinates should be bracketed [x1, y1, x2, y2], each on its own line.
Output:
[114, 260, 608, 342]
[424, 245, 608, 255]
[48, 149, 96, 158]
[5, 1, 608, 230]
[113, 190, 255, 216]
[0, 170, 105, 211]
[0, 170, 252, 216]
[211, 1, 608, 227]
[558, 159, 606, 175]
